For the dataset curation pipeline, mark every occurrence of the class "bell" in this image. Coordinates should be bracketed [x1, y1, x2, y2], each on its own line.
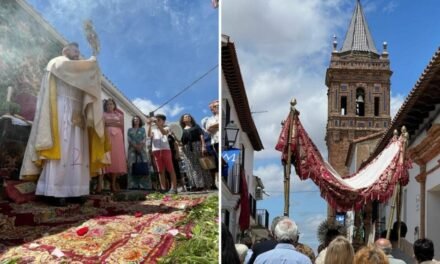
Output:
[356, 95, 364, 103]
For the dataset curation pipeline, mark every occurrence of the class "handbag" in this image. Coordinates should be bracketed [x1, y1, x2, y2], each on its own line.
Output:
[199, 155, 217, 170]
[132, 154, 149, 176]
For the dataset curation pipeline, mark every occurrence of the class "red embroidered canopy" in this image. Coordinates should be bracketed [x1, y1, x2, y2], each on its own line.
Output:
[276, 112, 411, 211]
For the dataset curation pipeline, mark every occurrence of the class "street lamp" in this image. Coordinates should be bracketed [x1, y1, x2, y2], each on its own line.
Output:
[225, 121, 239, 148]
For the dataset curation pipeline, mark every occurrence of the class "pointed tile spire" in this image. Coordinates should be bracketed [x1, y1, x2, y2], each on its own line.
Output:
[341, 0, 378, 54]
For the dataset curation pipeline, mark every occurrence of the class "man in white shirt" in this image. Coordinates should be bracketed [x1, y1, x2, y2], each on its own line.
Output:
[375, 238, 407, 264]
[254, 218, 311, 264]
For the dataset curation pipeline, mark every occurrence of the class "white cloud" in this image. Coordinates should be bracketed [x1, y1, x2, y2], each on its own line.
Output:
[132, 98, 158, 116]
[362, 1, 377, 14]
[132, 98, 184, 120]
[223, 0, 349, 64]
[390, 92, 405, 119]
[43, 0, 161, 27]
[297, 213, 327, 252]
[223, 0, 344, 162]
[36, 0, 210, 46]
[169, 103, 185, 117]
[383, 1, 398, 13]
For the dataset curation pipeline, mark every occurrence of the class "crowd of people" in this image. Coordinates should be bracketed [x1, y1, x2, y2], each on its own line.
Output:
[19, 42, 219, 206]
[224, 218, 439, 264]
[100, 104, 219, 196]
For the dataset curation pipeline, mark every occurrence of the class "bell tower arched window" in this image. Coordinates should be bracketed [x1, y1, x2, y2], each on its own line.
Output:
[356, 88, 365, 116]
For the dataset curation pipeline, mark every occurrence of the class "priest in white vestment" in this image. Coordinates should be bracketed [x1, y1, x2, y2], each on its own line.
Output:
[20, 42, 105, 205]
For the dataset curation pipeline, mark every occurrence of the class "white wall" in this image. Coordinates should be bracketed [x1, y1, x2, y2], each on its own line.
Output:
[426, 153, 440, 190]
[427, 187, 440, 260]
[402, 163, 421, 243]
[426, 154, 440, 259]
[383, 163, 420, 242]
[400, 112, 440, 245]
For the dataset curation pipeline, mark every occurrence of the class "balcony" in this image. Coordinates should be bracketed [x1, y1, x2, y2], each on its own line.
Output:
[222, 162, 240, 194]
[254, 176, 265, 200]
[256, 209, 269, 229]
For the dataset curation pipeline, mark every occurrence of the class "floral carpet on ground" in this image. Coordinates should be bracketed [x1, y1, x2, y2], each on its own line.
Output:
[0, 194, 205, 263]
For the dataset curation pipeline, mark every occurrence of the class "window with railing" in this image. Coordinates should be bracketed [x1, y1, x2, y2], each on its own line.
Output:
[256, 209, 269, 229]
[249, 194, 256, 220]
[223, 155, 241, 194]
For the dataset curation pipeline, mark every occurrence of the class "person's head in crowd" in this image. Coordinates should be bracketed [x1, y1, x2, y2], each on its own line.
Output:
[375, 238, 393, 255]
[179, 113, 196, 128]
[274, 218, 298, 244]
[354, 245, 389, 264]
[155, 114, 167, 127]
[62, 42, 80, 60]
[324, 236, 354, 264]
[104, 98, 117, 113]
[325, 228, 342, 247]
[413, 238, 434, 263]
[270, 216, 288, 238]
[209, 99, 219, 115]
[241, 236, 253, 250]
[222, 224, 240, 264]
[235, 244, 248, 263]
[392, 221, 408, 238]
[131, 115, 144, 128]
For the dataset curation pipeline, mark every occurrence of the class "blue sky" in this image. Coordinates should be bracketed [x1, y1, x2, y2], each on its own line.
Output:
[26, 0, 219, 124]
[223, 0, 440, 253]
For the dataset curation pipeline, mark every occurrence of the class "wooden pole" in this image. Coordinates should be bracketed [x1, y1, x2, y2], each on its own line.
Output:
[283, 98, 297, 217]
[386, 183, 399, 239]
[396, 184, 402, 248]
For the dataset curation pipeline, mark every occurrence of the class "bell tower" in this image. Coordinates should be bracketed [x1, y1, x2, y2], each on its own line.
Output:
[325, 0, 392, 177]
